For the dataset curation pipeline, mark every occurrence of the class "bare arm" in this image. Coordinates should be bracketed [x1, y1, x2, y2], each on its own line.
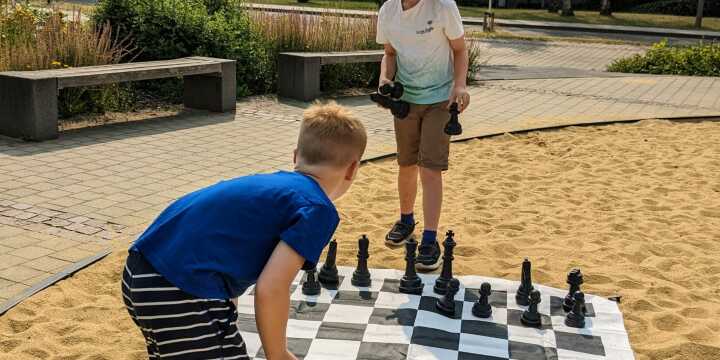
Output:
[379, 43, 398, 86]
[254, 241, 305, 360]
[448, 36, 470, 111]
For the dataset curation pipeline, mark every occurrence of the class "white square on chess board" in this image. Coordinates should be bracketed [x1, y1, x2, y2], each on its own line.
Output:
[305, 339, 361, 360]
[323, 304, 374, 324]
[363, 324, 413, 344]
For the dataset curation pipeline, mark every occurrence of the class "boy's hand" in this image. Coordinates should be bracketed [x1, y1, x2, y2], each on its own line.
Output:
[254, 241, 305, 360]
[378, 78, 393, 93]
[449, 86, 470, 113]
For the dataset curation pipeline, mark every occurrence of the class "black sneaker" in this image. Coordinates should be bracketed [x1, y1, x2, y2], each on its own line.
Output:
[385, 221, 415, 246]
[416, 241, 442, 272]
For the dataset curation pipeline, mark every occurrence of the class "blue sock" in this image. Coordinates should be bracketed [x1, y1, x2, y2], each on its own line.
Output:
[400, 213, 414, 226]
[421, 230, 437, 246]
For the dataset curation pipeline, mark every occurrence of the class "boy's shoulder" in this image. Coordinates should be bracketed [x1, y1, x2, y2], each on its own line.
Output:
[378, 0, 397, 17]
[242, 171, 332, 208]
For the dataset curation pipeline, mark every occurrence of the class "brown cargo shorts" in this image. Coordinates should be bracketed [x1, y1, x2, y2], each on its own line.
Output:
[394, 101, 451, 171]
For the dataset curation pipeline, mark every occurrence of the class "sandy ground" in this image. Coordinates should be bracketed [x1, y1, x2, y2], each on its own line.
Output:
[1, 119, 719, 360]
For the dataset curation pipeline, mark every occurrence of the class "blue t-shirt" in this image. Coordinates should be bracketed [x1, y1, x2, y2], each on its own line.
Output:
[131, 171, 339, 300]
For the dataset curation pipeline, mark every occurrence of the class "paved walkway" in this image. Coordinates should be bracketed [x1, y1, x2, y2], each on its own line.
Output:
[475, 39, 645, 71]
[2, 73, 720, 308]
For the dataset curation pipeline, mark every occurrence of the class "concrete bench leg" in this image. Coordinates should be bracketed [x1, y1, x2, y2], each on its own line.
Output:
[278, 54, 321, 102]
[0, 76, 59, 141]
[183, 61, 236, 112]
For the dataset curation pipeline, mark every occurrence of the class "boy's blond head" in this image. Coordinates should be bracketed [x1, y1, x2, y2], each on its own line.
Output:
[297, 102, 367, 167]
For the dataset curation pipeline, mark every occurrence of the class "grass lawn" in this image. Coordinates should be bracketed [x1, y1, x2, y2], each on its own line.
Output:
[252, 0, 720, 31]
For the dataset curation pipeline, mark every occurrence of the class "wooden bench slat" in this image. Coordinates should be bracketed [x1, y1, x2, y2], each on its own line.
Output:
[320, 53, 384, 65]
[0, 57, 229, 80]
[278, 50, 384, 65]
[58, 63, 223, 88]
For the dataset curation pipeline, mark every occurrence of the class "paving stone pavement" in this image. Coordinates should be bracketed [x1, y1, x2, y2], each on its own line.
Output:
[1, 74, 720, 309]
[473, 38, 647, 71]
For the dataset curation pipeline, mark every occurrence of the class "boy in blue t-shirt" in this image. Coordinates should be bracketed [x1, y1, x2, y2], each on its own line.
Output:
[122, 102, 367, 360]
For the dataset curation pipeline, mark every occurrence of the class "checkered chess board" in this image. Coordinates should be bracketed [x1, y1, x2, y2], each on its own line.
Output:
[235, 266, 635, 360]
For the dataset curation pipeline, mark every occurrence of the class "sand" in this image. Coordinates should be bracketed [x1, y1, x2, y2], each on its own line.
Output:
[1, 119, 719, 360]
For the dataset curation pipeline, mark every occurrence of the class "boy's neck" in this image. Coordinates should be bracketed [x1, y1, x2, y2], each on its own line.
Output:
[402, 0, 420, 10]
[294, 166, 341, 200]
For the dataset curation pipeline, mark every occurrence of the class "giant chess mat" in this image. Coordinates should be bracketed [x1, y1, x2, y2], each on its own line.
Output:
[236, 266, 635, 360]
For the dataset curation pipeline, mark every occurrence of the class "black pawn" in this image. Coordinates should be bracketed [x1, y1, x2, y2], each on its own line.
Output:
[302, 267, 321, 296]
[565, 291, 586, 328]
[351, 235, 371, 287]
[562, 268, 584, 313]
[434, 230, 456, 295]
[472, 282, 493, 318]
[435, 278, 460, 318]
[520, 290, 542, 327]
[444, 103, 462, 136]
[318, 239, 339, 287]
[515, 258, 534, 306]
[399, 238, 423, 295]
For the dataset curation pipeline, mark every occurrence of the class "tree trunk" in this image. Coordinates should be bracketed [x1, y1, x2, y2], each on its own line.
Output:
[600, 0, 612, 16]
[561, 0, 574, 16]
[695, 0, 705, 28]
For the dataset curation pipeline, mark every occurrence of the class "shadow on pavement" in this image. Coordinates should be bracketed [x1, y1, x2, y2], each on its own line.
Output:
[0, 110, 236, 156]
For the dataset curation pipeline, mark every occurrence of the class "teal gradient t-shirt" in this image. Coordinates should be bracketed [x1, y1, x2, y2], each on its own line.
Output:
[376, 0, 465, 104]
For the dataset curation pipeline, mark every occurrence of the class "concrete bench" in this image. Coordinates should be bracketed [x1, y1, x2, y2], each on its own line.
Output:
[0, 56, 236, 141]
[278, 50, 384, 102]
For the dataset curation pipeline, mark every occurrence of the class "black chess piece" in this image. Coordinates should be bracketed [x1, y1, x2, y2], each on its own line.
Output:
[562, 268, 584, 313]
[435, 278, 460, 318]
[565, 291, 587, 328]
[301, 267, 321, 296]
[445, 103, 462, 136]
[318, 239, 339, 287]
[520, 290, 542, 327]
[472, 282, 493, 318]
[433, 230, 456, 295]
[515, 258, 534, 306]
[399, 238, 423, 295]
[351, 235, 372, 287]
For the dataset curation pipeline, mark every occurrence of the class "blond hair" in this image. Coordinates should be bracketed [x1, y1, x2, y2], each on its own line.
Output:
[297, 102, 367, 167]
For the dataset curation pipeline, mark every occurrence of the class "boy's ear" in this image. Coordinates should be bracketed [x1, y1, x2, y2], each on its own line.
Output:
[345, 160, 359, 181]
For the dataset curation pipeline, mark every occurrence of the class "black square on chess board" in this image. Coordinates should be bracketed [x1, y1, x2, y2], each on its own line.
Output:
[237, 267, 635, 360]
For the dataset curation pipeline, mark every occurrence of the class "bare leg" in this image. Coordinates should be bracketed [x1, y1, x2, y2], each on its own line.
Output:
[398, 165, 419, 215]
[419, 167, 442, 233]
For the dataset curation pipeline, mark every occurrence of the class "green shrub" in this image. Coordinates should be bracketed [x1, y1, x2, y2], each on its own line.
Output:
[249, 10, 381, 92]
[607, 40, 720, 76]
[631, 0, 720, 17]
[94, 0, 274, 96]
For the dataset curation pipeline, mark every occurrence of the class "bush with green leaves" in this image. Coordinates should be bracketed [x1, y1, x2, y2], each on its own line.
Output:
[93, 0, 274, 96]
[631, 0, 720, 17]
[607, 40, 720, 77]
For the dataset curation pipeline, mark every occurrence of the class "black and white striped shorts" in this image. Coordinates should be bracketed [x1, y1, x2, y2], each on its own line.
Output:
[122, 251, 248, 359]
